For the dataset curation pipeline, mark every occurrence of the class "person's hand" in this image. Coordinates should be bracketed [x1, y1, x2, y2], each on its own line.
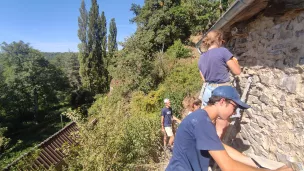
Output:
[274, 165, 293, 171]
[162, 127, 165, 133]
[172, 116, 178, 120]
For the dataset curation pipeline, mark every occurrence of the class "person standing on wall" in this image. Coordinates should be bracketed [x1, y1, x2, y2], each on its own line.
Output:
[198, 30, 241, 139]
[161, 98, 174, 151]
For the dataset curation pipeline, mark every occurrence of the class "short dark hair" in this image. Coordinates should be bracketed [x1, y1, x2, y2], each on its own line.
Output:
[193, 99, 202, 106]
[207, 96, 230, 106]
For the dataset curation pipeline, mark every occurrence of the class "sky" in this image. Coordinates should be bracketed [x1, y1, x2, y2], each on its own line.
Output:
[0, 0, 144, 52]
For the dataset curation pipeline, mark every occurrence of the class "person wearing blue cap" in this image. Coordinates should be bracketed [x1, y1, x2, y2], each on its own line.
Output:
[166, 86, 292, 171]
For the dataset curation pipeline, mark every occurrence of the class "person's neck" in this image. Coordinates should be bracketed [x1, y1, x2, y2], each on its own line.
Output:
[203, 105, 218, 122]
[208, 44, 220, 50]
[166, 106, 170, 108]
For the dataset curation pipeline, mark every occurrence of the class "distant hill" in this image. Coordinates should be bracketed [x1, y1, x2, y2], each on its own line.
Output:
[43, 52, 78, 60]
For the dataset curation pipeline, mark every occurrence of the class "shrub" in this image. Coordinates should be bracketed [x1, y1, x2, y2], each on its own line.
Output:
[166, 39, 191, 59]
[63, 92, 162, 171]
[160, 60, 201, 116]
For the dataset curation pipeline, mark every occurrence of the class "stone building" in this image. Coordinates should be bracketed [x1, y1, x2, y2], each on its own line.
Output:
[200, 0, 304, 169]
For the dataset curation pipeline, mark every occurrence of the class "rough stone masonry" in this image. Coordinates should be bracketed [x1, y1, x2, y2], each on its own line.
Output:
[226, 10, 304, 169]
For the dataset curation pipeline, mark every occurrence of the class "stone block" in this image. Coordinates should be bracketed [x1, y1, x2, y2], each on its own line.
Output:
[249, 89, 261, 97]
[271, 107, 283, 119]
[269, 143, 278, 153]
[290, 47, 299, 53]
[286, 21, 293, 30]
[250, 122, 261, 132]
[297, 12, 304, 23]
[259, 94, 270, 105]
[257, 116, 266, 128]
[268, 122, 278, 130]
[279, 31, 293, 39]
[276, 153, 288, 163]
[251, 104, 262, 113]
[261, 136, 270, 151]
[248, 95, 260, 105]
[295, 30, 304, 37]
[275, 59, 285, 69]
[253, 75, 260, 83]
[265, 32, 274, 40]
[272, 44, 285, 50]
[299, 57, 304, 65]
[236, 37, 247, 44]
[259, 74, 271, 86]
[267, 49, 283, 56]
[245, 108, 254, 118]
[279, 75, 297, 93]
[264, 113, 275, 122]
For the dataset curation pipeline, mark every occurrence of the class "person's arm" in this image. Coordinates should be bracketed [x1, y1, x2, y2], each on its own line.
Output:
[161, 115, 165, 132]
[209, 150, 268, 171]
[209, 146, 293, 171]
[223, 143, 257, 167]
[172, 116, 181, 124]
[226, 57, 241, 75]
[199, 71, 205, 82]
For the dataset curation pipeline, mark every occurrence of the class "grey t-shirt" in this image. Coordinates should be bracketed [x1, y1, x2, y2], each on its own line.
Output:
[198, 47, 233, 83]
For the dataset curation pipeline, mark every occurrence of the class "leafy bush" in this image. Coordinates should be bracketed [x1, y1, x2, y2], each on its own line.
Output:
[0, 127, 10, 153]
[166, 39, 191, 59]
[160, 59, 201, 116]
[63, 92, 162, 171]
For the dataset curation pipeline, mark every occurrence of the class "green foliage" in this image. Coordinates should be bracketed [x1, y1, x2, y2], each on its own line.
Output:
[160, 60, 201, 115]
[129, 87, 165, 115]
[78, 0, 109, 95]
[49, 52, 81, 90]
[99, 11, 107, 62]
[63, 94, 162, 170]
[166, 39, 191, 59]
[0, 127, 10, 153]
[8, 149, 43, 171]
[0, 41, 69, 124]
[0, 41, 71, 169]
[43, 52, 64, 60]
[63, 55, 201, 170]
[108, 18, 118, 60]
[0, 0, 230, 169]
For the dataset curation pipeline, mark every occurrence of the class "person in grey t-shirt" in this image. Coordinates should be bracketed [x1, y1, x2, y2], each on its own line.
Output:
[198, 30, 241, 139]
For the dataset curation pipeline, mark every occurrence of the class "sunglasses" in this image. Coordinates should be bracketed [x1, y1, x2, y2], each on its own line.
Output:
[227, 101, 238, 112]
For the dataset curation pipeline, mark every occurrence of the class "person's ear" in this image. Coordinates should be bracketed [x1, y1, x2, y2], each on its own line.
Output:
[219, 98, 226, 106]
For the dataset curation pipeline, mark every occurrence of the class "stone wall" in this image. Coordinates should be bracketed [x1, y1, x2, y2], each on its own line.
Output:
[226, 10, 304, 169]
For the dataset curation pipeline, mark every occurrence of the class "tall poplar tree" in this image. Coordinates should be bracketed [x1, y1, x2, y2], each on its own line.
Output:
[78, 0, 89, 90]
[99, 11, 107, 65]
[108, 18, 118, 58]
[78, 0, 109, 94]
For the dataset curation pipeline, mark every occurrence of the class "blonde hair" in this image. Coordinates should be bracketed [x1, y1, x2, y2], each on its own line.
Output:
[202, 30, 224, 49]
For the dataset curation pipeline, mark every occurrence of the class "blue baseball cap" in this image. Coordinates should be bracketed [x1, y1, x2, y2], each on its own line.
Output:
[212, 86, 250, 109]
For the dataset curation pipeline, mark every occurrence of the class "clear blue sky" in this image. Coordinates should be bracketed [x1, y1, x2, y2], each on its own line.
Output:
[0, 0, 144, 52]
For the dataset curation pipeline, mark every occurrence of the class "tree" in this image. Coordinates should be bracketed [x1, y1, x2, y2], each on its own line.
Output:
[50, 52, 81, 90]
[99, 11, 107, 65]
[78, 0, 109, 94]
[78, 0, 89, 91]
[0, 41, 68, 124]
[108, 18, 118, 59]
